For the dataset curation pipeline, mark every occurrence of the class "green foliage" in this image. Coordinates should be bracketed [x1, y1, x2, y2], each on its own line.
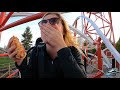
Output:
[116, 37, 120, 53]
[0, 57, 14, 64]
[21, 26, 33, 50]
[0, 57, 15, 68]
[101, 42, 106, 49]
[88, 48, 96, 54]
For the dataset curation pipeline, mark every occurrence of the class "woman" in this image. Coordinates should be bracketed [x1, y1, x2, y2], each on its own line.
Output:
[7, 12, 87, 78]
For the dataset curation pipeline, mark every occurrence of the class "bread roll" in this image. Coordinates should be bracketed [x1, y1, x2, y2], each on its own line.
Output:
[10, 36, 26, 60]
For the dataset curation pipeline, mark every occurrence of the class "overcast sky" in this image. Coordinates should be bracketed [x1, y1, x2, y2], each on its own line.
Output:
[0, 12, 120, 48]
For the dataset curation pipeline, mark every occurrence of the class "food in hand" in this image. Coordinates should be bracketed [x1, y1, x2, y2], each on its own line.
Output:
[10, 36, 26, 60]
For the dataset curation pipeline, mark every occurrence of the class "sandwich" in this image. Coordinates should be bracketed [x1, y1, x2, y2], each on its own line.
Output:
[10, 36, 26, 60]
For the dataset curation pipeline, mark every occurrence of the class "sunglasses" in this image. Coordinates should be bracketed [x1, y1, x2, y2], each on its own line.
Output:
[38, 18, 60, 25]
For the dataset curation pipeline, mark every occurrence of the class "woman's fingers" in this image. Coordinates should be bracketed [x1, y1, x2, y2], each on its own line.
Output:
[40, 24, 53, 43]
[41, 30, 49, 44]
[7, 46, 20, 62]
[7, 37, 13, 50]
[54, 24, 61, 32]
[9, 50, 17, 59]
[7, 45, 16, 54]
[40, 24, 53, 37]
[40, 26, 49, 37]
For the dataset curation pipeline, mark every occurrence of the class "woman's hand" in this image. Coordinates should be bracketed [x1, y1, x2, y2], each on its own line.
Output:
[6, 37, 24, 66]
[40, 23, 67, 52]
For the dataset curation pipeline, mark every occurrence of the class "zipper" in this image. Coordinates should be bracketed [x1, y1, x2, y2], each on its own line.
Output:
[52, 61, 53, 64]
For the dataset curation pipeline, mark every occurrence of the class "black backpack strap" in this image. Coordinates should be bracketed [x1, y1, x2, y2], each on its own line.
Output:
[29, 42, 46, 79]
[26, 47, 34, 65]
[27, 47, 34, 54]
[26, 37, 46, 79]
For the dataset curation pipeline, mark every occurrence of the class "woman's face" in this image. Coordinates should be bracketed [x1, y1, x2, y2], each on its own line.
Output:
[41, 14, 64, 34]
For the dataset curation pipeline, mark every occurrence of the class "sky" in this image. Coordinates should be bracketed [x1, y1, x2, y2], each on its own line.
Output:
[0, 12, 120, 48]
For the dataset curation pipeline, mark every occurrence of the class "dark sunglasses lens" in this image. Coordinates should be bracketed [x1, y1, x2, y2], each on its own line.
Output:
[41, 20, 47, 24]
[49, 18, 59, 25]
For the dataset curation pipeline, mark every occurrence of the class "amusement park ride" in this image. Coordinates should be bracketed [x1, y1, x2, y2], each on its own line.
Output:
[0, 12, 120, 78]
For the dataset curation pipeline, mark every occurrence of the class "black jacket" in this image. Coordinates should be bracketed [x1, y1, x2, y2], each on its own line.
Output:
[15, 45, 87, 79]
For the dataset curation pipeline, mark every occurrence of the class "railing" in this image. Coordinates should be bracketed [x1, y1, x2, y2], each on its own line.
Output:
[6, 69, 19, 78]
[0, 62, 20, 78]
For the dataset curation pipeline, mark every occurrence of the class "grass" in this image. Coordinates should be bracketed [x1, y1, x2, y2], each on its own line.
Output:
[0, 57, 14, 64]
[0, 57, 15, 68]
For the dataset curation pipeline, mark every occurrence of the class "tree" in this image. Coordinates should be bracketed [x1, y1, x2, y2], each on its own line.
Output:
[21, 26, 33, 50]
[116, 37, 120, 53]
[101, 42, 106, 50]
[88, 48, 96, 54]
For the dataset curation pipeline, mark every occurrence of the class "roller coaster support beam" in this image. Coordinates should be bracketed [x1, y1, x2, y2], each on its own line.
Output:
[93, 37, 103, 71]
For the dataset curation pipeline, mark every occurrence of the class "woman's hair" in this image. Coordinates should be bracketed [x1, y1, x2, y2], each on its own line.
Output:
[42, 12, 79, 49]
